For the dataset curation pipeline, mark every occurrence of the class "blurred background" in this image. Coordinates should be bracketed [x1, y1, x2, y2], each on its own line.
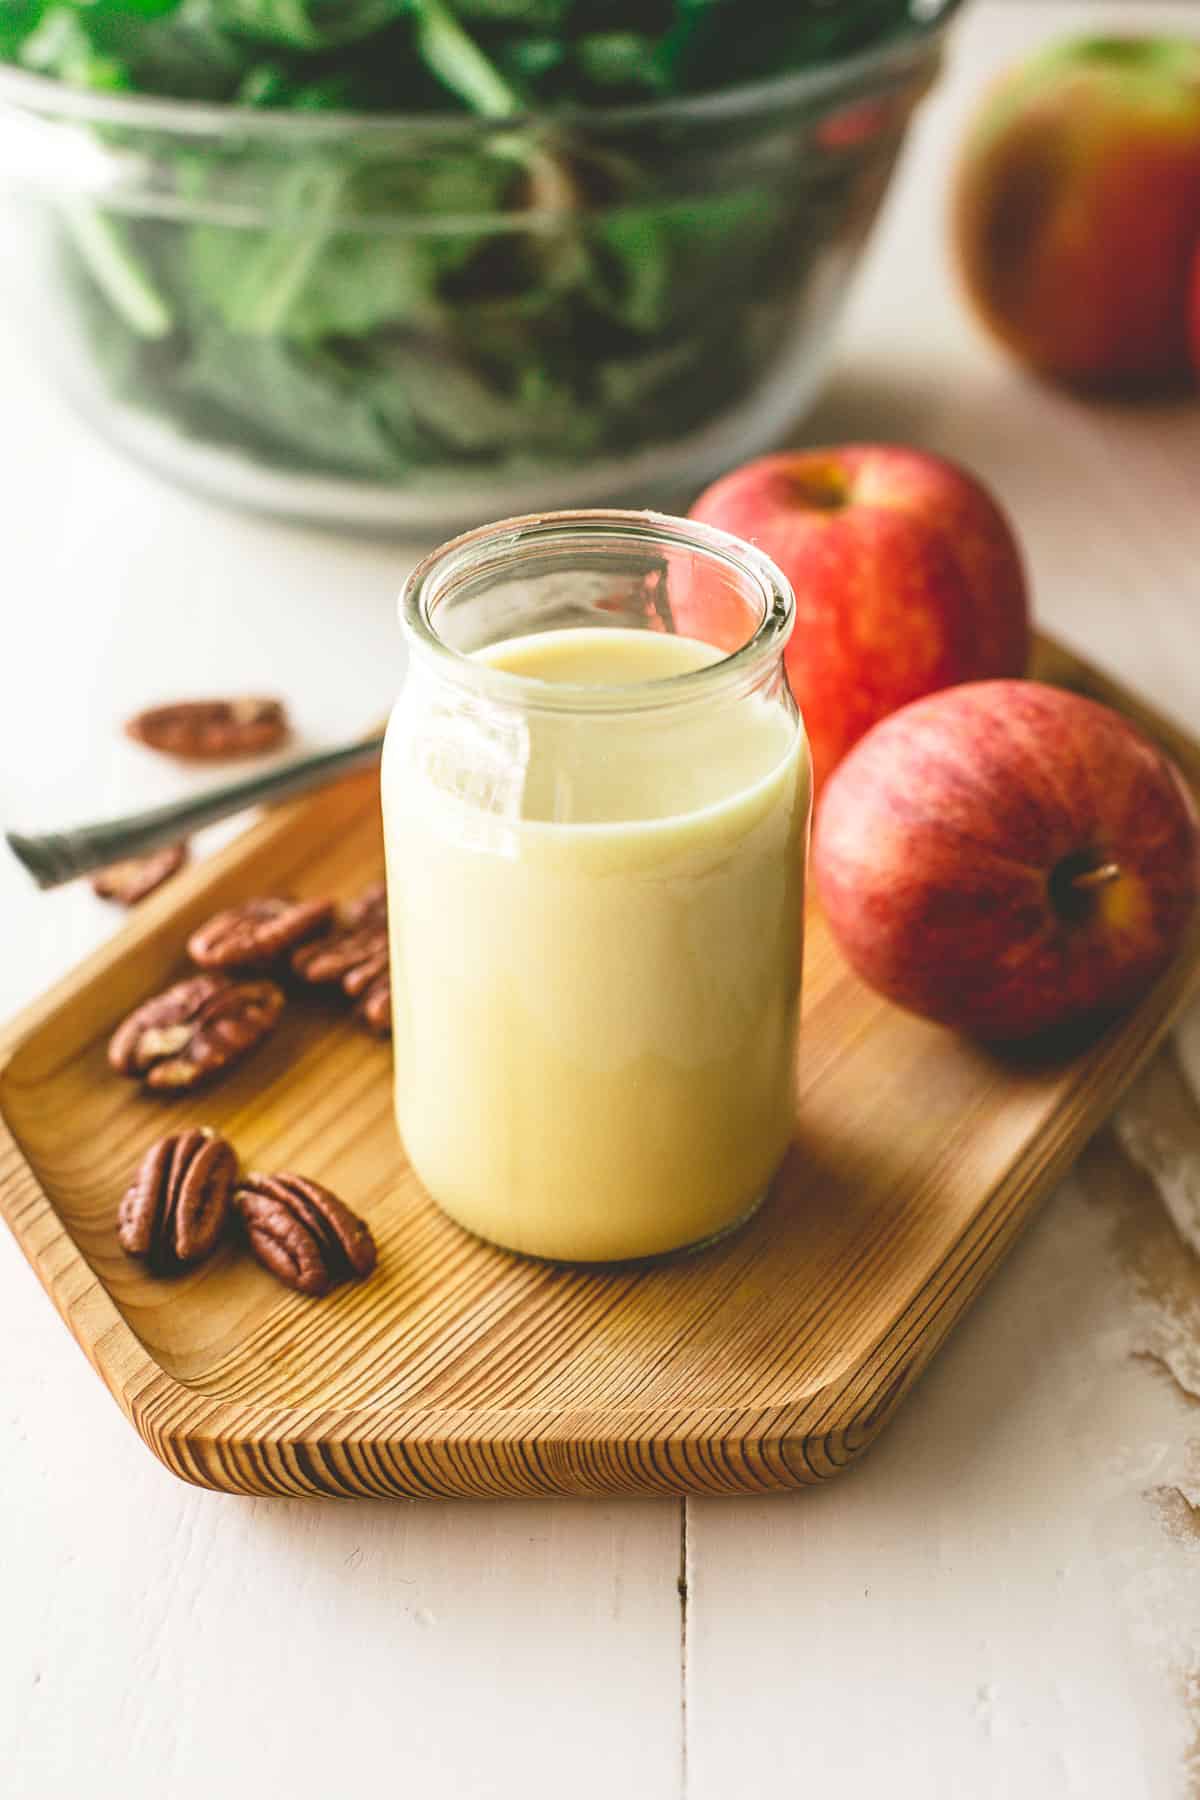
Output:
[0, 0, 964, 533]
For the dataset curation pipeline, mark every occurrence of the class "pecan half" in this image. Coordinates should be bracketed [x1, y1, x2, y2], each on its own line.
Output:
[291, 882, 391, 1038]
[118, 1128, 238, 1273]
[187, 897, 333, 970]
[125, 697, 289, 761]
[355, 973, 392, 1039]
[346, 882, 386, 928]
[235, 1172, 377, 1297]
[91, 842, 188, 907]
[108, 973, 285, 1091]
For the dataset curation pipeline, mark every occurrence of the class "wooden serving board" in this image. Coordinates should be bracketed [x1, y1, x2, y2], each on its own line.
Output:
[2, 635, 1199, 1501]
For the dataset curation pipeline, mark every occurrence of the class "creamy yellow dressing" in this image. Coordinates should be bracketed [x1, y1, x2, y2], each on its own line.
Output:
[382, 627, 809, 1261]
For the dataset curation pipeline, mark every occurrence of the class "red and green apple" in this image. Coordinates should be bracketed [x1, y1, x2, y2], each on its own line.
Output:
[953, 36, 1200, 391]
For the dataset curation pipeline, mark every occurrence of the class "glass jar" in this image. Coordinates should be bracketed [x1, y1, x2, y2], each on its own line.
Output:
[382, 510, 811, 1262]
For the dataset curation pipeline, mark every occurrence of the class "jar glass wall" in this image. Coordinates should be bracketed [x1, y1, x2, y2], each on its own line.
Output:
[382, 510, 811, 1262]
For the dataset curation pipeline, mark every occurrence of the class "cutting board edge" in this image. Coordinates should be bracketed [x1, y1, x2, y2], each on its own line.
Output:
[116, 936, 1199, 1502]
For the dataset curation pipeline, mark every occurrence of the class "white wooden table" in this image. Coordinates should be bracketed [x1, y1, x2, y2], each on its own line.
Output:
[4, 5, 1200, 1794]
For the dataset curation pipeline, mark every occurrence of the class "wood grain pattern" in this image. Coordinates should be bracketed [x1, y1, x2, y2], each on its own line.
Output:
[1, 634, 1198, 1501]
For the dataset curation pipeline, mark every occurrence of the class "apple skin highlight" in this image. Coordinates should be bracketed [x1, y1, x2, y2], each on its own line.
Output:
[813, 680, 1200, 1042]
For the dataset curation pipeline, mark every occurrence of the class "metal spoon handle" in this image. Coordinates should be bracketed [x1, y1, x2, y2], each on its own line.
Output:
[6, 733, 385, 891]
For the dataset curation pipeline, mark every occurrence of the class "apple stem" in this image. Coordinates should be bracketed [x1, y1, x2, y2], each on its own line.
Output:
[1071, 861, 1121, 891]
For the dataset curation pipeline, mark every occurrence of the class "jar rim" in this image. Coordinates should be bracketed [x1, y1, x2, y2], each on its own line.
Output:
[400, 509, 795, 715]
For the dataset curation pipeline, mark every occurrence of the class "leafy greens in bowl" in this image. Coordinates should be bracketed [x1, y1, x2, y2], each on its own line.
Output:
[0, 0, 960, 530]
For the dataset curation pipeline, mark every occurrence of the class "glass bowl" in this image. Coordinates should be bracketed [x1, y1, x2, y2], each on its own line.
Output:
[0, 15, 954, 534]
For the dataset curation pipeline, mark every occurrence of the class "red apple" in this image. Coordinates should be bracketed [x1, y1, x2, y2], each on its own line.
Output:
[953, 37, 1200, 392]
[688, 446, 1030, 790]
[813, 681, 1200, 1041]
[1191, 238, 1200, 377]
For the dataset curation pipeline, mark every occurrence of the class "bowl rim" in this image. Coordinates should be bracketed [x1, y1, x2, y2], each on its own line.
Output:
[0, 7, 955, 141]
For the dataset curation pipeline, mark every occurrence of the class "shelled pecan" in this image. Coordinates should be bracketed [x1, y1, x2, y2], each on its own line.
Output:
[346, 883, 386, 928]
[91, 842, 188, 907]
[118, 1128, 238, 1273]
[187, 897, 334, 970]
[291, 882, 391, 1038]
[353, 973, 392, 1038]
[235, 1172, 377, 1297]
[125, 697, 289, 761]
[108, 973, 285, 1091]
